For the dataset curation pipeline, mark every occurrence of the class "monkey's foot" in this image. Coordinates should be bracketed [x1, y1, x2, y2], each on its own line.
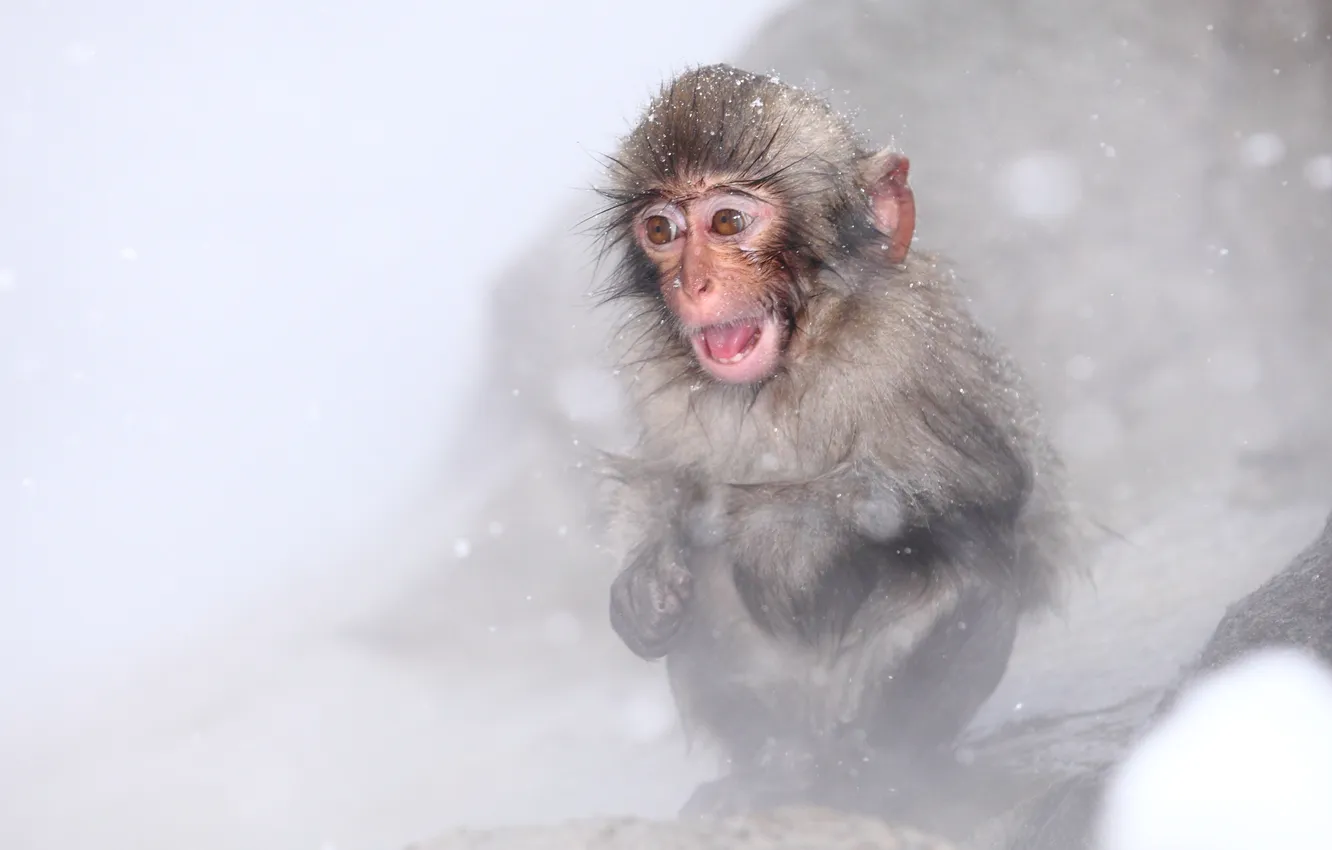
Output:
[681, 735, 899, 819]
[679, 771, 816, 819]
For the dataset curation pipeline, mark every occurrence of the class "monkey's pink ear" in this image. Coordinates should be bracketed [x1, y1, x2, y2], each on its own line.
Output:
[863, 150, 916, 264]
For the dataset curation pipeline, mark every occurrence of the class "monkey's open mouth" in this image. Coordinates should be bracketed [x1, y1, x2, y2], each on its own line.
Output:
[701, 319, 762, 363]
[690, 315, 783, 384]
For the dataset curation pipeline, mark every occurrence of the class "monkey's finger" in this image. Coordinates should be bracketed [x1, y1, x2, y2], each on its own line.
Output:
[609, 570, 681, 659]
[663, 559, 694, 598]
[610, 584, 667, 659]
[634, 568, 686, 619]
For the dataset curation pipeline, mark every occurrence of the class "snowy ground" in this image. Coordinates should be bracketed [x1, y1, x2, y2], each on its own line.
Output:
[5, 1, 1332, 849]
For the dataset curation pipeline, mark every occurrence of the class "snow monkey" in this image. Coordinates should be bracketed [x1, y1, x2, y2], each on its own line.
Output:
[592, 64, 1070, 814]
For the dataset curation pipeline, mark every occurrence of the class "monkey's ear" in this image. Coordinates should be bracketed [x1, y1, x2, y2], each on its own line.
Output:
[862, 150, 916, 264]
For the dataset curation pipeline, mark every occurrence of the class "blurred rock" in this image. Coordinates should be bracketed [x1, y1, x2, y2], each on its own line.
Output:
[1171, 506, 1332, 699]
[975, 506, 1332, 850]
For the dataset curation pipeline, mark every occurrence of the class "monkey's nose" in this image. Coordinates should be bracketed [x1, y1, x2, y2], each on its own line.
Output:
[679, 273, 712, 301]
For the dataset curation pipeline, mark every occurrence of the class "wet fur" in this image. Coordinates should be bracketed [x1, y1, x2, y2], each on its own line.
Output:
[593, 65, 1070, 795]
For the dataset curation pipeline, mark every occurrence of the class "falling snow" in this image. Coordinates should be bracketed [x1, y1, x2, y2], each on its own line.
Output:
[1240, 132, 1286, 169]
[554, 367, 623, 425]
[1055, 401, 1124, 460]
[997, 152, 1083, 221]
[541, 611, 583, 646]
[617, 686, 677, 743]
[1305, 155, 1332, 191]
[1205, 345, 1263, 394]
[1064, 354, 1096, 382]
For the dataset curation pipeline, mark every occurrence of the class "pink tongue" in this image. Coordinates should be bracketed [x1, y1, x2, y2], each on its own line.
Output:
[703, 321, 760, 361]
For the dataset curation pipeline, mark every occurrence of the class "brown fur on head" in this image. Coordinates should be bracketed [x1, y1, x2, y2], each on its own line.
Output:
[594, 64, 916, 386]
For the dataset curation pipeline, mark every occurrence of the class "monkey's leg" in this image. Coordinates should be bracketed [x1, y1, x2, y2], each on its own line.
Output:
[827, 577, 1020, 798]
[867, 579, 1020, 754]
[676, 718, 910, 817]
[976, 768, 1108, 850]
[694, 578, 1017, 823]
[679, 766, 819, 818]
[671, 651, 891, 817]
[677, 727, 889, 817]
[667, 547, 836, 818]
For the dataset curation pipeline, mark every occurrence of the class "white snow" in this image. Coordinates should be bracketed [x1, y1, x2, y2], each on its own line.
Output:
[1305, 155, 1332, 191]
[1100, 648, 1332, 850]
[1240, 132, 1287, 168]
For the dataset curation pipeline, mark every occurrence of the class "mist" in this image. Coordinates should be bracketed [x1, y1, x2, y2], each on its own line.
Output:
[2, 1, 782, 847]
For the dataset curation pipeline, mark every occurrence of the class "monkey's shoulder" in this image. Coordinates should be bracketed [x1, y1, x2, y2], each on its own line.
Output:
[810, 260, 1006, 366]
[800, 291, 1030, 421]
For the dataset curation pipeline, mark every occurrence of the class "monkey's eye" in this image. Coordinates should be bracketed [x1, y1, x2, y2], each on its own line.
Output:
[644, 215, 678, 246]
[711, 208, 748, 236]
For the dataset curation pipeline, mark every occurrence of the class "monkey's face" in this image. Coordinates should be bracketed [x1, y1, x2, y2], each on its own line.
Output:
[634, 188, 792, 385]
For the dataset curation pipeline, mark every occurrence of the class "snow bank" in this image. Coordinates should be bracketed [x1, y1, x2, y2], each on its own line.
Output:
[1100, 647, 1332, 850]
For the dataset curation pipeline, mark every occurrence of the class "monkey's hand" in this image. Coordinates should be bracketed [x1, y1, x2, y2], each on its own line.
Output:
[609, 537, 693, 660]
